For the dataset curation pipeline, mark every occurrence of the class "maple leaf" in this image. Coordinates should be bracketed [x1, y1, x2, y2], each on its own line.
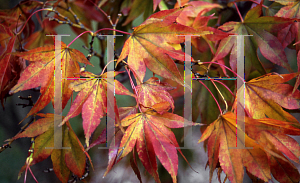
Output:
[24, 19, 57, 50]
[212, 5, 295, 78]
[60, 71, 134, 146]
[192, 12, 229, 43]
[0, 24, 26, 108]
[176, 1, 223, 27]
[274, 0, 300, 48]
[199, 112, 300, 183]
[135, 77, 175, 113]
[9, 41, 92, 119]
[188, 12, 230, 74]
[161, 64, 185, 99]
[271, 0, 299, 6]
[110, 110, 197, 183]
[0, 24, 16, 107]
[234, 72, 300, 123]
[0, 1, 41, 37]
[12, 113, 88, 183]
[275, 0, 300, 90]
[117, 8, 210, 86]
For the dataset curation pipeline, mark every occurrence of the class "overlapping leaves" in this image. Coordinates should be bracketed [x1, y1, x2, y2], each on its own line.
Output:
[106, 110, 196, 183]
[199, 112, 300, 183]
[212, 4, 295, 78]
[12, 113, 88, 183]
[1, 1, 300, 183]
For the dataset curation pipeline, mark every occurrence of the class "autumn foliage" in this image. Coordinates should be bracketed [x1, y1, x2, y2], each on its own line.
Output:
[1, 0, 300, 183]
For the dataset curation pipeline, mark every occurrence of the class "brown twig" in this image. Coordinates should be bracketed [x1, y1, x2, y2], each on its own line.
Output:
[0, 117, 35, 153]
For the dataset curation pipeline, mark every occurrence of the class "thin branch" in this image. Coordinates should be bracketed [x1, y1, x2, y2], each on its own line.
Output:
[197, 80, 223, 115]
[95, 28, 131, 35]
[16, 8, 53, 35]
[234, 2, 244, 23]
[101, 59, 116, 75]
[0, 117, 35, 153]
[210, 79, 228, 113]
[67, 30, 93, 47]
[213, 80, 235, 97]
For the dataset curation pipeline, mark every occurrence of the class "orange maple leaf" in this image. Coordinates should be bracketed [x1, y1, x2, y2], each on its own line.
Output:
[10, 41, 92, 120]
[60, 71, 133, 146]
[234, 72, 300, 123]
[13, 113, 89, 183]
[117, 8, 210, 85]
[135, 77, 175, 113]
[106, 110, 197, 183]
[199, 112, 300, 183]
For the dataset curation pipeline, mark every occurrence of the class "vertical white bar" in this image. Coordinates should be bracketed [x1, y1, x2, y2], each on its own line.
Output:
[236, 35, 245, 148]
[230, 35, 252, 149]
[46, 35, 70, 149]
[184, 35, 192, 149]
[176, 35, 199, 149]
[106, 35, 115, 147]
[98, 35, 122, 149]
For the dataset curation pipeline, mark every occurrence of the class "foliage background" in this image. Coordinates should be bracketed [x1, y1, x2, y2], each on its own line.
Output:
[1, 0, 300, 182]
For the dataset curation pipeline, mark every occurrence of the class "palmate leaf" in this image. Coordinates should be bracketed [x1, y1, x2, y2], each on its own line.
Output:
[117, 8, 210, 86]
[12, 113, 88, 183]
[105, 110, 197, 183]
[9, 41, 92, 119]
[24, 20, 57, 50]
[275, 0, 300, 48]
[176, 0, 223, 27]
[60, 71, 133, 146]
[199, 112, 300, 183]
[234, 72, 300, 123]
[275, 0, 300, 90]
[0, 24, 26, 108]
[212, 4, 295, 78]
[0, 1, 40, 37]
[135, 77, 175, 113]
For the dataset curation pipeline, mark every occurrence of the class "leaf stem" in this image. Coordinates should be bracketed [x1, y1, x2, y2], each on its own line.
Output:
[67, 30, 93, 47]
[0, 117, 35, 153]
[94, 28, 131, 35]
[16, 8, 53, 35]
[210, 78, 228, 113]
[68, 28, 131, 48]
[125, 67, 142, 112]
[234, 3, 244, 23]
[198, 80, 223, 115]
[101, 59, 116, 76]
[293, 40, 300, 46]
[213, 80, 234, 97]
[248, 0, 268, 9]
